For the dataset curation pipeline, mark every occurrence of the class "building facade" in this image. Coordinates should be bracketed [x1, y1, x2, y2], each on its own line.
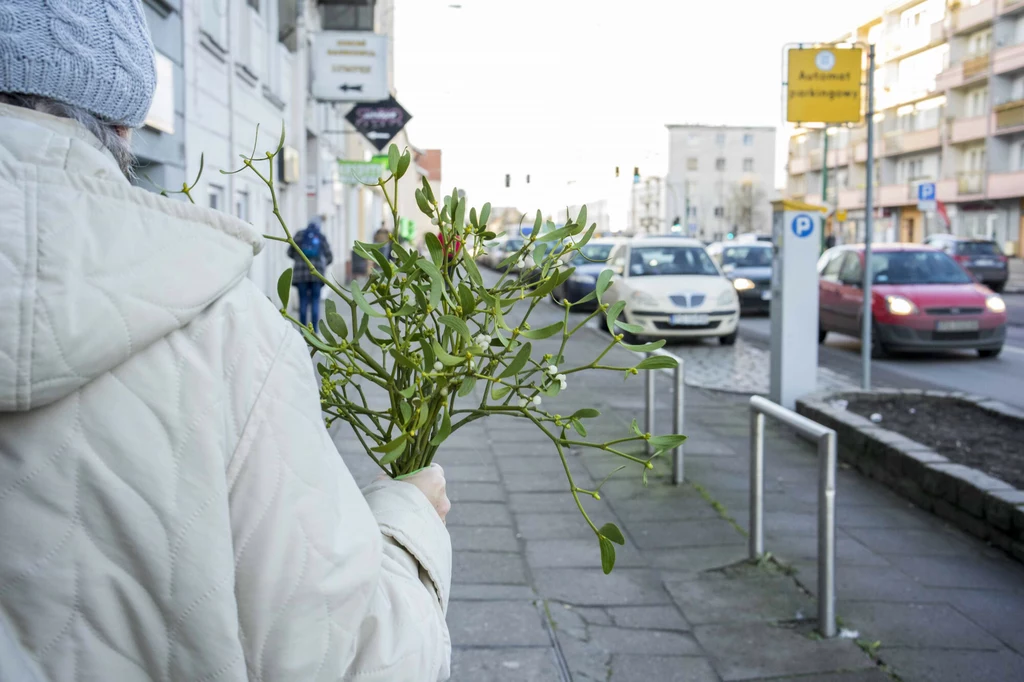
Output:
[786, 0, 1024, 255]
[665, 125, 777, 241]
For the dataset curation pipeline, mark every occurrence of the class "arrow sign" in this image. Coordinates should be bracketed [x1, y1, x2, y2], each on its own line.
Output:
[338, 84, 364, 92]
[345, 96, 413, 151]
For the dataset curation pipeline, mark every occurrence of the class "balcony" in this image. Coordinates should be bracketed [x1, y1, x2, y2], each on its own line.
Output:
[878, 184, 911, 206]
[789, 156, 810, 175]
[950, 114, 989, 142]
[930, 20, 946, 44]
[997, 0, 1024, 15]
[936, 178, 959, 200]
[809, 149, 824, 170]
[826, 148, 849, 167]
[904, 127, 942, 153]
[995, 99, 1024, 131]
[952, 0, 995, 35]
[993, 42, 1024, 75]
[853, 141, 883, 163]
[958, 171, 985, 195]
[988, 171, 1024, 198]
[805, 193, 824, 206]
[838, 188, 866, 209]
[963, 54, 991, 80]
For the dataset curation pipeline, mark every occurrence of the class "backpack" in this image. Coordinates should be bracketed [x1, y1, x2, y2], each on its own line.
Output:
[300, 229, 323, 261]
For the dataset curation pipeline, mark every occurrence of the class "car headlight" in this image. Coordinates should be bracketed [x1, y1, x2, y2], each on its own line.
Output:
[717, 289, 736, 306]
[986, 295, 1006, 313]
[569, 273, 597, 285]
[885, 295, 918, 316]
[630, 290, 659, 307]
[733, 277, 756, 291]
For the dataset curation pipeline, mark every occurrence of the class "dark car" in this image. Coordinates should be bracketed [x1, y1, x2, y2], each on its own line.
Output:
[924, 235, 1009, 292]
[550, 239, 626, 309]
[707, 241, 774, 314]
[818, 244, 1007, 358]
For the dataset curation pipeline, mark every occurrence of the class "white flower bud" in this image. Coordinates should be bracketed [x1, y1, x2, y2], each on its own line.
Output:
[434, 361, 443, 371]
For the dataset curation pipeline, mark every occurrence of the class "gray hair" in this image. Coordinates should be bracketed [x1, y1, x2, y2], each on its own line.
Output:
[0, 93, 136, 177]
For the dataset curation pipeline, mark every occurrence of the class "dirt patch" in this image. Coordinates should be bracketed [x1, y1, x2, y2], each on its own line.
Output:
[845, 395, 1024, 489]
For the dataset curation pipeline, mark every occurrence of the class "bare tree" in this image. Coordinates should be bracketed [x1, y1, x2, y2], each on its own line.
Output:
[727, 182, 767, 235]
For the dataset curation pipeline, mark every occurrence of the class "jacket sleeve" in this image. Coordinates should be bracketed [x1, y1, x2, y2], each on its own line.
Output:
[226, 328, 451, 682]
[324, 236, 334, 266]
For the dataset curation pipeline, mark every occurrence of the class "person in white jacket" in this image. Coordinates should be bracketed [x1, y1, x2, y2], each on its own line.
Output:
[0, 3, 452, 681]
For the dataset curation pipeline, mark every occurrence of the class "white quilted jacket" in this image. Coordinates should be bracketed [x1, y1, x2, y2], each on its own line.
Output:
[0, 104, 451, 682]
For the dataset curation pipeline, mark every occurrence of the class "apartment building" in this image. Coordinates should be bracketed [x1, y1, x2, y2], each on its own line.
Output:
[666, 125, 777, 241]
[786, 0, 1024, 255]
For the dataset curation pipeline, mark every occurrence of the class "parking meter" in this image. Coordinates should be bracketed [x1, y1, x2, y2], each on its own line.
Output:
[769, 200, 826, 409]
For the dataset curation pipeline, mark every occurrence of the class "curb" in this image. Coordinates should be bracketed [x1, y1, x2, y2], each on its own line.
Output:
[796, 389, 1024, 564]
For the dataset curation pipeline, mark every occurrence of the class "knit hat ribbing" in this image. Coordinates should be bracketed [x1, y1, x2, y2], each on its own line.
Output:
[0, 0, 157, 128]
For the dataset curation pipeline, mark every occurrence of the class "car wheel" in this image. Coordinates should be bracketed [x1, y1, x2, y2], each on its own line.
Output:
[978, 347, 1002, 359]
[870, 323, 889, 359]
[818, 328, 828, 344]
[719, 331, 738, 346]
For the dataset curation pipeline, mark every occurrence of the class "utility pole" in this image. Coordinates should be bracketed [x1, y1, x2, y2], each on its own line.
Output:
[861, 44, 876, 391]
[821, 126, 829, 253]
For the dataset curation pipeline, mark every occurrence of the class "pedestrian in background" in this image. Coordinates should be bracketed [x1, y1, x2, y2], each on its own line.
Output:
[374, 222, 393, 261]
[0, 2, 452, 680]
[288, 218, 333, 331]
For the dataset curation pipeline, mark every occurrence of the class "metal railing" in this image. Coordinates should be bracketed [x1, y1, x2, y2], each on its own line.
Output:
[643, 350, 685, 485]
[749, 395, 838, 638]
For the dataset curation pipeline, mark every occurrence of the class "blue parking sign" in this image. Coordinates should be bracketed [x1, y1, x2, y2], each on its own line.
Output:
[791, 213, 814, 238]
[917, 183, 936, 201]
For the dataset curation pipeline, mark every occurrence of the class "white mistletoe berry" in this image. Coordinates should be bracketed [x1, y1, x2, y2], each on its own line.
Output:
[532, 395, 542, 406]
[434, 361, 443, 371]
[518, 398, 528, 408]
[547, 365, 559, 375]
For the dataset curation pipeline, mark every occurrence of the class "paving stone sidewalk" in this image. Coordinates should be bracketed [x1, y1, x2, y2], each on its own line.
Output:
[329, 296, 1024, 682]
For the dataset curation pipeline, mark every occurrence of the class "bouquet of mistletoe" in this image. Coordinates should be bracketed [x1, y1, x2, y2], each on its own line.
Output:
[173, 128, 686, 574]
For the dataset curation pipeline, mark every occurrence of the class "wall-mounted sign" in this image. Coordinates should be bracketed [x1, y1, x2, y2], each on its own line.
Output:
[786, 47, 863, 124]
[345, 96, 412, 151]
[312, 31, 388, 102]
[338, 157, 388, 185]
[279, 146, 300, 184]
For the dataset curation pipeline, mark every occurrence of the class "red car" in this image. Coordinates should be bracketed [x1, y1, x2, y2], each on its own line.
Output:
[818, 244, 1008, 358]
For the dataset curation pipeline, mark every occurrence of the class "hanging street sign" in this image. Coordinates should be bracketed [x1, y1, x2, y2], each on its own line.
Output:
[345, 96, 413, 151]
[312, 31, 388, 102]
[786, 47, 863, 124]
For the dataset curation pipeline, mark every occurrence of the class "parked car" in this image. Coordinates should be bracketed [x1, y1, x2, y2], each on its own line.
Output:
[707, 241, 774, 314]
[495, 237, 525, 272]
[550, 238, 627, 309]
[601, 238, 740, 344]
[923, 235, 1009, 292]
[818, 244, 1007, 358]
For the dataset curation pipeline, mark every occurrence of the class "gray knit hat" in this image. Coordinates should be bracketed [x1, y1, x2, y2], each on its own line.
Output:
[0, 0, 157, 128]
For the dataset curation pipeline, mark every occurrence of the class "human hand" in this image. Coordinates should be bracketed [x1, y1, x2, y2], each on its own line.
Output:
[389, 464, 451, 522]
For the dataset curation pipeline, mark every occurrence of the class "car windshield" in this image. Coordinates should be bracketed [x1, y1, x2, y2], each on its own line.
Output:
[629, 246, 719, 277]
[721, 245, 772, 267]
[570, 244, 614, 265]
[871, 251, 973, 285]
[504, 238, 523, 252]
[955, 241, 1001, 256]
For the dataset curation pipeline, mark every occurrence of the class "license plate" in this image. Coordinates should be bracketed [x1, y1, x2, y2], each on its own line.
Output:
[975, 259, 995, 267]
[761, 290, 772, 301]
[670, 314, 710, 326]
[936, 320, 979, 332]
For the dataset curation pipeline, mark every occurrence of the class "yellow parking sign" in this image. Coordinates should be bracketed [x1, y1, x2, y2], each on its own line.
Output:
[786, 48, 863, 124]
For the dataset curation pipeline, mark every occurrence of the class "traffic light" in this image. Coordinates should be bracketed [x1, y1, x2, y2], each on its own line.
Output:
[615, 166, 620, 177]
[726, 232, 735, 240]
[505, 174, 510, 188]
[526, 174, 530, 184]
[633, 167, 640, 184]
[673, 216, 681, 228]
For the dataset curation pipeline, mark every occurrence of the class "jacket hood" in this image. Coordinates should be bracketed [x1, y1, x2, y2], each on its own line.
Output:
[0, 104, 263, 412]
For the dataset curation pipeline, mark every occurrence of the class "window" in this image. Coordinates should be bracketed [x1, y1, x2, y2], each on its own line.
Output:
[820, 251, 845, 280]
[208, 185, 224, 211]
[201, 0, 228, 46]
[687, 206, 697, 217]
[743, 158, 754, 172]
[322, 1, 376, 31]
[714, 206, 725, 217]
[838, 253, 862, 284]
[235, 190, 250, 222]
[966, 87, 988, 117]
[687, 157, 698, 171]
[1013, 140, 1024, 172]
[715, 158, 726, 171]
[716, 133, 726, 145]
[967, 29, 992, 56]
[743, 133, 754, 146]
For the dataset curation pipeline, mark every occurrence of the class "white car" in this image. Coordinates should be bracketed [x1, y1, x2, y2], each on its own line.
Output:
[602, 237, 740, 345]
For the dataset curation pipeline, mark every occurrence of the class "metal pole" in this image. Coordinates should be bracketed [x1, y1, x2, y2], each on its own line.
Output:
[821, 127, 829, 254]
[645, 361, 655, 455]
[818, 430, 838, 638]
[861, 43, 876, 391]
[749, 411, 765, 559]
[672, 362, 685, 485]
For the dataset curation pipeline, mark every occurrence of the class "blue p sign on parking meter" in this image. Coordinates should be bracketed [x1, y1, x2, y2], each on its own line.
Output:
[791, 213, 814, 238]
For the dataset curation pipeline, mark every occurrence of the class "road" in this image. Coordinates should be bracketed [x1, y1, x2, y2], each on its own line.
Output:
[738, 293, 1024, 409]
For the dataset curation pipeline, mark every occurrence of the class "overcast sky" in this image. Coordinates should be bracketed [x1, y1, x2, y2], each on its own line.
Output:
[393, 0, 887, 218]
